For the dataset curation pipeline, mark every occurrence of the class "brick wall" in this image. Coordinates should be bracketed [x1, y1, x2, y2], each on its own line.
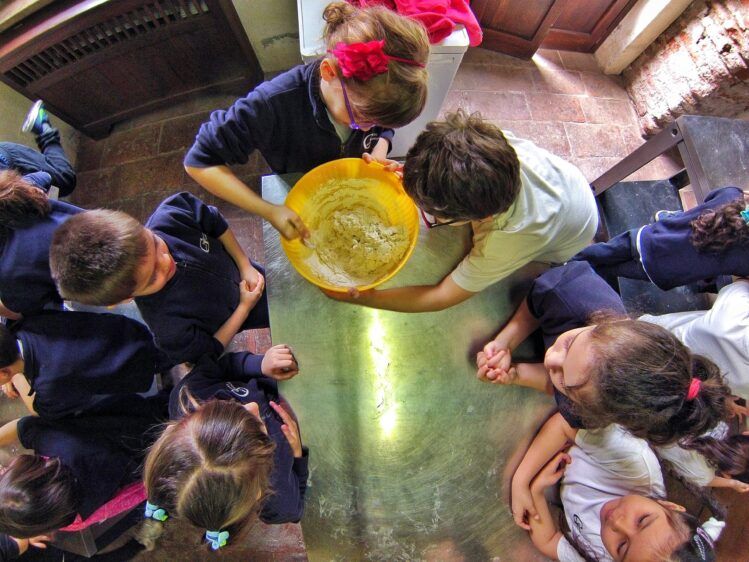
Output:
[624, 0, 749, 135]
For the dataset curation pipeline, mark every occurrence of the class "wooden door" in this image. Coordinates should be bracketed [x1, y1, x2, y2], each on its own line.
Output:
[472, 0, 637, 58]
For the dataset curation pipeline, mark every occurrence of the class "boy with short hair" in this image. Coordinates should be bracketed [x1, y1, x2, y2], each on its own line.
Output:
[49, 192, 268, 364]
[328, 110, 599, 312]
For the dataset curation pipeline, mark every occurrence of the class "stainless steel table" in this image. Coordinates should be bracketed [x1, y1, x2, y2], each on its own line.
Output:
[263, 174, 555, 561]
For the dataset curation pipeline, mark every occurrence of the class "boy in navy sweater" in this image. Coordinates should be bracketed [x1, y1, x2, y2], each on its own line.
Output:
[0, 310, 171, 419]
[49, 192, 269, 364]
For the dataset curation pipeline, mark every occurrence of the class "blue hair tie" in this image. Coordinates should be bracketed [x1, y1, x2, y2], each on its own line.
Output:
[740, 208, 749, 224]
[205, 530, 229, 550]
[144, 501, 168, 522]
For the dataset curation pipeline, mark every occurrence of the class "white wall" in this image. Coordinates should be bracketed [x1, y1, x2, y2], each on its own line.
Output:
[0, 81, 78, 166]
[232, 0, 302, 73]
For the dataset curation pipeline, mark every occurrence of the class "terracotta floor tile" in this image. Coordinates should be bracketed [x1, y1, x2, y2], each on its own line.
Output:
[580, 97, 638, 126]
[530, 68, 586, 95]
[114, 153, 185, 199]
[565, 122, 627, 158]
[558, 51, 601, 72]
[462, 90, 530, 120]
[526, 92, 585, 123]
[100, 124, 161, 167]
[497, 120, 571, 158]
[462, 47, 536, 67]
[158, 112, 211, 154]
[453, 64, 535, 92]
[580, 71, 631, 100]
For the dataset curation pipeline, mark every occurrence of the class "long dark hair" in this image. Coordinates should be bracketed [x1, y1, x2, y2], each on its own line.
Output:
[690, 198, 749, 253]
[685, 433, 749, 483]
[0, 169, 50, 242]
[0, 455, 77, 537]
[575, 319, 731, 446]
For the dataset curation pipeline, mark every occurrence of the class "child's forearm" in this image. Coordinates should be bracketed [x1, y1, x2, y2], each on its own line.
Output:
[493, 298, 540, 351]
[186, 165, 275, 220]
[515, 363, 554, 394]
[0, 299, 21, 321]
[370, 137, 389, 161]
[529, 485, 563, 559]
[333, 276, 475, 312]
[0, 419, 20, 447]
[214, 303, 251, 349]
[219, 229, 252, 275]
[514, 413, 575, 488]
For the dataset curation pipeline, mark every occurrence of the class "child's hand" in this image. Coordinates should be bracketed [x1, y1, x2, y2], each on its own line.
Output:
[2, 381, 19, 400]
[270, 204, 310, 241]
[242, 265, 264, 292]
[12, 535, 51, 555]
[476, 342, 515, 384]
[531, 452, 571, 492]
[238, 277, 264, 310]
[270, 400, 303, 458]
[726, 478, 749, 493]
[728, 397, 749, 423]
[261, 344, 299, 380]
[510, 479, 538, 531]
[362, 152, 403, 176]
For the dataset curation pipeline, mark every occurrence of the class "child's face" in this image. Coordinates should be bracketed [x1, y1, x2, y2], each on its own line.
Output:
[544, 326, 596, 397]
[320, 59, 376, 132]
[131, 230, 176, 297]
[600, 495, 684, 561]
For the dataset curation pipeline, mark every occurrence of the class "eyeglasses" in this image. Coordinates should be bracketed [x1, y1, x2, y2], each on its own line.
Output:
[339, 78, 376, 131]
[420, 209, 464, 229]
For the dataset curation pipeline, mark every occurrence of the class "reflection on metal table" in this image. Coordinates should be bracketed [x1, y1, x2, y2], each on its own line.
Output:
[263, 173, 554, 561]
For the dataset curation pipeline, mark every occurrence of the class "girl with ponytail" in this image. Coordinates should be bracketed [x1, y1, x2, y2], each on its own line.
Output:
[185, 1, 430, 240]
[571, 186, 749, 290]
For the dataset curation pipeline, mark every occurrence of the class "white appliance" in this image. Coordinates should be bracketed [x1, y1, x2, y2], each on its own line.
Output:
[297, 0, 469, 158]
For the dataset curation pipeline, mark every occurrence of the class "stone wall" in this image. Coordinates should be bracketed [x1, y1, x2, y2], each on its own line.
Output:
[624, 0, 749, 134]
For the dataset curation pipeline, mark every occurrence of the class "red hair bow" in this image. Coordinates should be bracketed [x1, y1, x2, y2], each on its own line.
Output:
[330, 40, 425, 81]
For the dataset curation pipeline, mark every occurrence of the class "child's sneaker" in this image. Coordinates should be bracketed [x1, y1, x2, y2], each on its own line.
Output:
[653, 209, 681, 222]
[21, 100, 50, 135]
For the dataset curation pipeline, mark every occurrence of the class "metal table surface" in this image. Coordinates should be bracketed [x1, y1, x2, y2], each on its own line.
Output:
[263, 174, 554, 561]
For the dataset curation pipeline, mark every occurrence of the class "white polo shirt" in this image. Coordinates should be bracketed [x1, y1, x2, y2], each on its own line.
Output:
[451, 133, 598, 293]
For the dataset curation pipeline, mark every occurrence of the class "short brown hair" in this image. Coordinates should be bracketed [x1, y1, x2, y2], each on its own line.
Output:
[323, 2, 429, 128]
[402, 110, 522, 220]
[49, 209, 149, 305]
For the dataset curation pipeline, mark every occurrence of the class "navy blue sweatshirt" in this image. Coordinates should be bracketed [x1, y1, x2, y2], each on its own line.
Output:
[17, 393, 167, 520]
[136, 193, 269, 364]
[527, 261, 627, 428]
[639, 186, 749, 289]
[14, 310, 171, 419]
[0, 200, 81, 315]
[0, 535, 18, 562]
[170, 353, 309, 524]
[184, 61, 394, 174]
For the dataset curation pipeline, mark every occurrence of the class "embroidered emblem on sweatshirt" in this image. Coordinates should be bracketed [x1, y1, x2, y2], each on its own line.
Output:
[199, 233, 210, 253]
[226, 382, 249, 398]
[363, 132, 378, 151]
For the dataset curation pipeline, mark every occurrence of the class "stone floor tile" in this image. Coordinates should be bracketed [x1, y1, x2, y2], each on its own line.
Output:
[115, 153, 185, 200]
[438, 89, 470, 117]
[462, 91, 530, 120]
[580, 71, 630, 99]
[568, 155, 623, 183]
[71, 167, 121, 208]
[558, 51, 601, 72]
[462, 47, 536, 67]
[100, 124, 161, 167]
[580, 97, 638, 126]
[496, 120, 571, 158]
[453, 64, 535, 92]
[533, 48, 564, 68]
[158, 111, 210, 154]
[526, 92, 585, 123]
[565, 122, 627, 158]
[76, 136, 104, 172]
[530, 68, 586, 95]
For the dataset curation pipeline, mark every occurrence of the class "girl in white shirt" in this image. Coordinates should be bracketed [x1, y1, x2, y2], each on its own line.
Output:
[515, 413, 725, 562]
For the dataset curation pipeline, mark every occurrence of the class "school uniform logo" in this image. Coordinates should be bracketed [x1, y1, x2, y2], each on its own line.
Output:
[573, 514, 583, 532]
[225, 382, 249, 398]
[199, 233, 210, 253]
[362, 132, 378, 151]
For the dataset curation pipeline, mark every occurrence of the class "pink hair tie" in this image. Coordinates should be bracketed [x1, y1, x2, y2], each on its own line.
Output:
[686, 378, 702, 401]
[329, 40, 425, 81]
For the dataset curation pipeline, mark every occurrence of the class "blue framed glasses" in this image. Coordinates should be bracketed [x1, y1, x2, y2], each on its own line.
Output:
[339, 78, 376, 131]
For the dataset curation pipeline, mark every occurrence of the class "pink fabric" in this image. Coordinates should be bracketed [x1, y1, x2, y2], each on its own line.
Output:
[59, 482, 146, 532]
[348, 0, 483, 47]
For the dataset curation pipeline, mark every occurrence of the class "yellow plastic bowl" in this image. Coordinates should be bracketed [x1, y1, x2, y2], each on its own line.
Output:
[281, 158, 419, 292]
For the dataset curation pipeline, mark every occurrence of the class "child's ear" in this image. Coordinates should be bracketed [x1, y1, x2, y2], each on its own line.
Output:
[656, 500, 686, 512]
[320, 58, 337, 82]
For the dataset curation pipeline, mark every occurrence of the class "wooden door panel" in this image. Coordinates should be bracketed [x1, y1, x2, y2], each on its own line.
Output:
[543, 0, 638, 51]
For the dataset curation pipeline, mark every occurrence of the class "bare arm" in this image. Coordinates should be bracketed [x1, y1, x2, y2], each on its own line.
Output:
[11, 375, 36, 415]
[326, 275, 476, 313]
[493, 297, 541, 351]
[708, 476, 749, 493]
[219, 228, 254, 282]
[0, 299, 21, 321]
[213, 279, 264, 349]
[0, 418, 19, 447]
[514, 363, 554, 394]
[186, 165, 308, 240]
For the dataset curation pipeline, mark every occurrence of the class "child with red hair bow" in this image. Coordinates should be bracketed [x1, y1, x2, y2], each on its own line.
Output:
[185, 2, 429, 240]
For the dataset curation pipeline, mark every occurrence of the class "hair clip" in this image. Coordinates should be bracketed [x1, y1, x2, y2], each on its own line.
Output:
[330, 40, 425, 81]
[205, 529, 229, 550]
[686, 377, 701, 401]
[740, 207, 749, 224]
[144, 500, 168, 522]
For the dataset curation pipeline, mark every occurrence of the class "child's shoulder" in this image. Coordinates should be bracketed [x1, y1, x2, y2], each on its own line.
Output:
[146, 192, 206, 228]
[252, 62, 318, 100]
